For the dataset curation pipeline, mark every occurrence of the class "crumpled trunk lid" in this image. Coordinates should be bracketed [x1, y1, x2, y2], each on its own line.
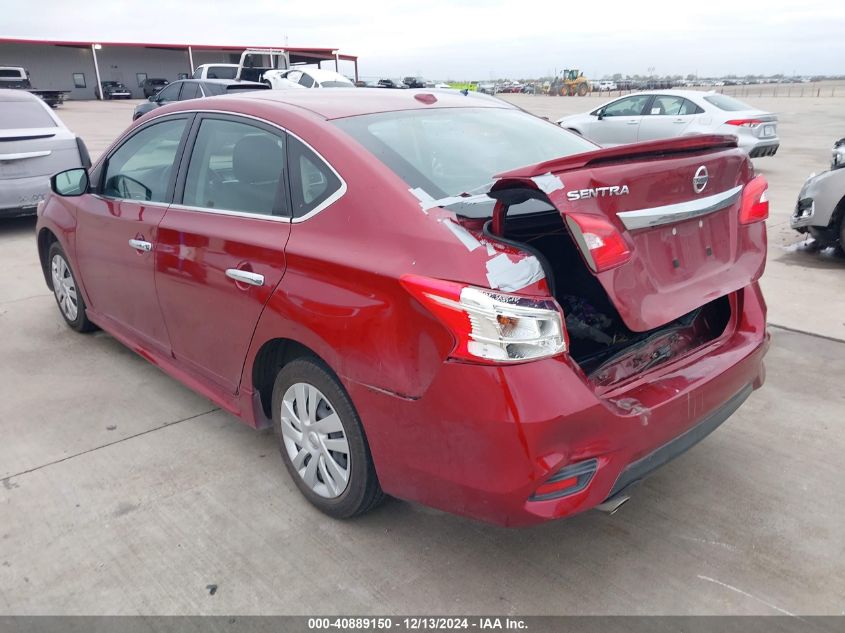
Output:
[490, 135, 766, 332]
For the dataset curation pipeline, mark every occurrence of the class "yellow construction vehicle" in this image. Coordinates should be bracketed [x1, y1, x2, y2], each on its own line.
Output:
[550, 69, 590, 96]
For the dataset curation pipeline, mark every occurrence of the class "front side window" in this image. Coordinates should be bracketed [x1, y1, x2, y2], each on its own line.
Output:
[178, 83, 202, 100]
[156, 83, 181, 102]
[102, 119, 187, 202]
[288, 136, 342, 218]
[298, 73, 315, 88]
[333, 107, 595, 199]
[182, 118, 286, 216]
[601, 95, 651, 117]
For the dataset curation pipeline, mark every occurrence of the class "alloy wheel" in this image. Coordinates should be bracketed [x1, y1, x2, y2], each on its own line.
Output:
[51, 254, 78, 321]
[280, 382, 350, 498]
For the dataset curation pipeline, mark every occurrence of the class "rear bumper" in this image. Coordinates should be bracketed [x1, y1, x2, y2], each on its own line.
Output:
[747, 143, 779, 158]
[0, 174, 50, 212]
[347, 284, 769, 526]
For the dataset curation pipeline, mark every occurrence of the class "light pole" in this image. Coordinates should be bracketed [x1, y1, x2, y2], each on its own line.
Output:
[92, 44, 103, 100]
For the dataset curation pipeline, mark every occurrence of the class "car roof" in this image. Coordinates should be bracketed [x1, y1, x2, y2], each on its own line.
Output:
[238, 88, 515, 119]
[0, 88, 40, 102]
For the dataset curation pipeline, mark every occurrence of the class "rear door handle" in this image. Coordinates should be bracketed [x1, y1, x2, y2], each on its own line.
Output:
[627, 120, 639, 125]
[226, 268, 264, 286]
[128, 238, 152, 252]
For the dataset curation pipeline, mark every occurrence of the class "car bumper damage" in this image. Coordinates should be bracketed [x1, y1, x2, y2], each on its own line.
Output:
[347, 283, 768, 526]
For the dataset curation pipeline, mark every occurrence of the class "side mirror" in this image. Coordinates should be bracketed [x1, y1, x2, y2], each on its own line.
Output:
[596, 109, 605, 120]
[148, 95, 156, 102]
[51, 168, 89, 197]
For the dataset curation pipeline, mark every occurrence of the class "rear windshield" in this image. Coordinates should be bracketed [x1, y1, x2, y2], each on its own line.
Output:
[0, 101, 56, 129]
[703, 94, 755, 111]
[333, 107, 595, 200]
[206, 66, 237, 79]
[0, 69, 24, 78]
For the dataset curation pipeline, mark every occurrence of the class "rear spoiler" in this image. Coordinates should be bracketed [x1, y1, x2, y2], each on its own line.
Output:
[495, 134, 739, 180]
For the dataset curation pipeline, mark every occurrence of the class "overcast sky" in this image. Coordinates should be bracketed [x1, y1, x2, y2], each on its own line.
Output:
[2, 0, 842, 79]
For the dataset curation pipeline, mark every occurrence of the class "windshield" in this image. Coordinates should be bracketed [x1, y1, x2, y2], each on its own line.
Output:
[333, 107, 595, 199]
[703, 94, 755, 111]
[0, 101, 56, 129]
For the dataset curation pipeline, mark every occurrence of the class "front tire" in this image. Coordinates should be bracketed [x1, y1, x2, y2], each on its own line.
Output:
[48, 242, 96, 332]
[272, 357, 384, 519]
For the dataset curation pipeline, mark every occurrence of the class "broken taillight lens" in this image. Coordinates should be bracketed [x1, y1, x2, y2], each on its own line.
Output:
[564, 213, 632, 272]
[400, 274, 567, 363]
[740, 175, 769, 224]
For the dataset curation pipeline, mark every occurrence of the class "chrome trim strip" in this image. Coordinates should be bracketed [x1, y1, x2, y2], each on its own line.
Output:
[617, 185, 742, 230]
[168, 203, 291, 223]
[138, 108, 348, 223]
[0, 150, 52, 161]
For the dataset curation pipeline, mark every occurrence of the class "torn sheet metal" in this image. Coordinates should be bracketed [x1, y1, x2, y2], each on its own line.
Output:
[485, 253, 545, 292]
[531, 172, 565, 195]
[409, 187, 492, 212]
[442, 219, 482, 252]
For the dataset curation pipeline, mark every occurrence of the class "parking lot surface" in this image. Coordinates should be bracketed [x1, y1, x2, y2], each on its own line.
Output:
[0, 97, 843, 615]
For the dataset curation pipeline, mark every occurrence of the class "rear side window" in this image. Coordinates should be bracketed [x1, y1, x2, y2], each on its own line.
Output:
[0, 101, 56, 129]
[703, 94, 754, 111]
[288, 136, 343, 218]
[182, 118, 287, 216]
[102, 119, 187, 202]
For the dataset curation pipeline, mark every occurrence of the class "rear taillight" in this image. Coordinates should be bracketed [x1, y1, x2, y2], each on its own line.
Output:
[564, 213, 631, 272]
[726, 119, 763, 127]
[400, 274, 567, 363]
[740, 175, 769, 224]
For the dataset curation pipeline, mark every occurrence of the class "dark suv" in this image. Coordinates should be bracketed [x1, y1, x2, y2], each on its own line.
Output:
[142, 78, 169, 98]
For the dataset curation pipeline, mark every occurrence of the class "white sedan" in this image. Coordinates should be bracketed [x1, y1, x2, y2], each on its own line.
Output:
[556, 90, 779, 157]
[264, 67, 355, 89]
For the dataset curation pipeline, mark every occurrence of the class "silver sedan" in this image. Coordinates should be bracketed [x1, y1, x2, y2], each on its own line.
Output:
[791, 140, 845, 249]
[556, 89, 779, 157]
[0, 89, 89, 217]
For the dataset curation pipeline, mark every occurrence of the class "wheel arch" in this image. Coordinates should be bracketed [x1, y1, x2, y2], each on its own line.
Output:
[37, 227, 59, 289]
[250, 337, 334, 424]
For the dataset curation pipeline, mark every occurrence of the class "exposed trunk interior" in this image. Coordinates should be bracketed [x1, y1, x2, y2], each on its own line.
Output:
[496, 210, 732, 386]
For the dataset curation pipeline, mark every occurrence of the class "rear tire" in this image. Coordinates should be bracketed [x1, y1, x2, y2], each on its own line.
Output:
[272, 357, 385, 519]
[47, 242, 96, 333]
[577, 83, 588, 96]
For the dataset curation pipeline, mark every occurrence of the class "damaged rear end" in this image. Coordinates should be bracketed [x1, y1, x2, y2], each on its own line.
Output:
[480, 135, 768, 391]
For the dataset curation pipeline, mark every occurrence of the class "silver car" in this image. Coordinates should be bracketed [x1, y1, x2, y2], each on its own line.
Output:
[791, 141, 845, 248]
[556, 90, 779, 157]
[0, 89, 89, 217]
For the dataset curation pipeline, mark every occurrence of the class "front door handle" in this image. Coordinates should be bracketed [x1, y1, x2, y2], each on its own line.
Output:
[128, 238, 152, 252]
[226, 268, 264, 287]
[626, 120, 639, 125]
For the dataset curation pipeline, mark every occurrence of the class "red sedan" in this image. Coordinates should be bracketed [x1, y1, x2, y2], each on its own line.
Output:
[37, 89, 769, 526]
